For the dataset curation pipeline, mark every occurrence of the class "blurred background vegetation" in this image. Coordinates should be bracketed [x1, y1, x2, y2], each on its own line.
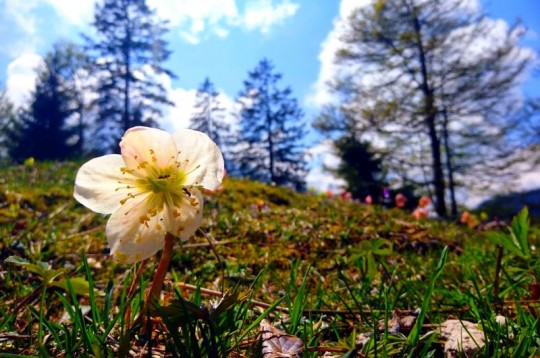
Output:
[0, 0, 538, 219]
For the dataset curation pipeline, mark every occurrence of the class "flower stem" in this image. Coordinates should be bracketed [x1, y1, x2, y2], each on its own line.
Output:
[146, 232, 175, 305]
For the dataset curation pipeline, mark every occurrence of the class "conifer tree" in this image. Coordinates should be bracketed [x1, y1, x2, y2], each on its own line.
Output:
[235, 58, 307, 191]
[0, 88, 17, 159]
[86, 0, 175, 151]
[9, 44, 81, 161]
[330, 135, 385, 201]
[190, 78, 230, 151]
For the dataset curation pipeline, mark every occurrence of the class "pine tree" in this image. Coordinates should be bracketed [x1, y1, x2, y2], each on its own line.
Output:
[9, 44, 81, 161]
[85, 0, 175, 151]
[0, 88, 17, 159]
[59, 42, 92, 157]
[235, 58, 307, 191]
[189, 78, 231, 152]
[330, 135, 385, 201]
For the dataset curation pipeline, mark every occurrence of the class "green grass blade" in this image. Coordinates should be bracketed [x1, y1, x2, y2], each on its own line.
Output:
[81, 254, 102, 327]
[29, 305, 65, 353]
[231, 295, 286, 350]
[511, 206, 531, 258]
[102, 279, 114, 328]
[406, 246, 448, 356]
[289, 268, 310, 335]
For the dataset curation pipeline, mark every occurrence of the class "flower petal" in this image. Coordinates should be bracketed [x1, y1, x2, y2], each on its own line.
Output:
[74, 154, 128, 214]
[120, 126, 178, 171]
[163, 187, 204, 241]
[106, 193, 167, 263]
[173, 129, 224, 190]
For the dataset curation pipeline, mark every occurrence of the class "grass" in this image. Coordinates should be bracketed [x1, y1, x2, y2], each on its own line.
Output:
[0, 161, 539, 357]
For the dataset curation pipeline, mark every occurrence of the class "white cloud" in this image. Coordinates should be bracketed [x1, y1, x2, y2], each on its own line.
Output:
[148, 69, 238, 133]
[305, 0, 370, 108]
[43, 0, 95, 26]
[241, 0, 300, 33]
[6, 53, 43, 107]
[3, 0, 41, 35]
[1, 0, 300, 59]
[161, 87, 199, 131]
[214, 27, 230, 38]
[0, 0, 42, 57]
[0, 0, 300, 67]
[0, 0, 94, 58]
[464, 167, 540, 208]
[180, 32, 202, 45]
[3, 0, 94, 30]
[517, 170, 540, 191]
[304, 0, 496, 109]
[148, 0, 299, 43]
[306, 139, 345, 191]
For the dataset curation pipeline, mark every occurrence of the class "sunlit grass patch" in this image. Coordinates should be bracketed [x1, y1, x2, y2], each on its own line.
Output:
[1, 162, 539, 356]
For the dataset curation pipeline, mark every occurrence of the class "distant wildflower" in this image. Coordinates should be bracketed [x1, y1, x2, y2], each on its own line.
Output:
[460, 211, 471, 225]
[24, 157, 35, 167]
[418, 196, 431, 208]
[326, 189, 334, 198]
[365, 195, 373, 205]
[413, 207, 428, 220]
[74, 126, 224, 263]
[340, 190, 353, 201]
[460, 210, 479, 228]
[381, 187, 393, 208]
[395, 193, 407, 208]
[255, 199, 265, 210]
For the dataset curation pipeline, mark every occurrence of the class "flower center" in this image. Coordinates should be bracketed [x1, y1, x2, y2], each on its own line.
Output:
[136, 164, 188, 210]
[116, 149, 200, 231]
[145, 166, 187, 195]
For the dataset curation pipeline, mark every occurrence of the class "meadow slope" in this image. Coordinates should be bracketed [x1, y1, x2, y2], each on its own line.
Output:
[0, 162, 538, 356]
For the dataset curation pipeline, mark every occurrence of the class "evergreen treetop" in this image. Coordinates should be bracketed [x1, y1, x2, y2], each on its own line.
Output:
[86, 0, 175, 151]
[236, 58, 307, 191]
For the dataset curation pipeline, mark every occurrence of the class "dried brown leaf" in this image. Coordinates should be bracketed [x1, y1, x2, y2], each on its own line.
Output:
[260, 319, 304, 357]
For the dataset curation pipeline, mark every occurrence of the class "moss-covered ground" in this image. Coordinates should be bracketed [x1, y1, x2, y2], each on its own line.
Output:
[0, 162, 538, 356]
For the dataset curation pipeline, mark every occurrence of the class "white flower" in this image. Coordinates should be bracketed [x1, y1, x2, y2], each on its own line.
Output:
[74, 126, 225, 263]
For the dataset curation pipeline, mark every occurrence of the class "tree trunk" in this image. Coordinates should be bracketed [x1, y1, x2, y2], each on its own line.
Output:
[264, 78, 275, 184]
[411, 7, 447, 217]
[426, 114, 447, 217]
[267, 114, 275, 184]
[442, 108, 458, 217]
[123, 4, 131, 132]
[77, 100, 84, 156]
[124, 72, 130, 131]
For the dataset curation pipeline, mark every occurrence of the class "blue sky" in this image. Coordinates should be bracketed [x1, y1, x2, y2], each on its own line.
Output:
[0, 0, 339, 118]
[1, 0, 539, 200]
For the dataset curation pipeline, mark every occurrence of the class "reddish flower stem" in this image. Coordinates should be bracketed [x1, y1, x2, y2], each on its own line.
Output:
[146, 232, 175, 305]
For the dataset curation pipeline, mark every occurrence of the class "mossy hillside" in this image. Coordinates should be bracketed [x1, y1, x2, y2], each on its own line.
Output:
[0, 161, 538, 356]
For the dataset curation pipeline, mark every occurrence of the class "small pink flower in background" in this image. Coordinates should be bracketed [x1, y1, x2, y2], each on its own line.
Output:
[364, 195, 373, 205]
[413, 207, 428, 220]
[418, 196, 431, 208]
[73, 126, 224, 263]
[340, 190, 353, 201]
[395, 193, 407, 208]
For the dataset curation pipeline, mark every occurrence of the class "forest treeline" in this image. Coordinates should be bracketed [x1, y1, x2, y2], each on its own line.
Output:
[0, 0, 539, 217]
[0, 0, 308, 191]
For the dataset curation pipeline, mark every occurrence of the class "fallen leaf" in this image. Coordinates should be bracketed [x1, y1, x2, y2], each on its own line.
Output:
[260, 319, 304, 357]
